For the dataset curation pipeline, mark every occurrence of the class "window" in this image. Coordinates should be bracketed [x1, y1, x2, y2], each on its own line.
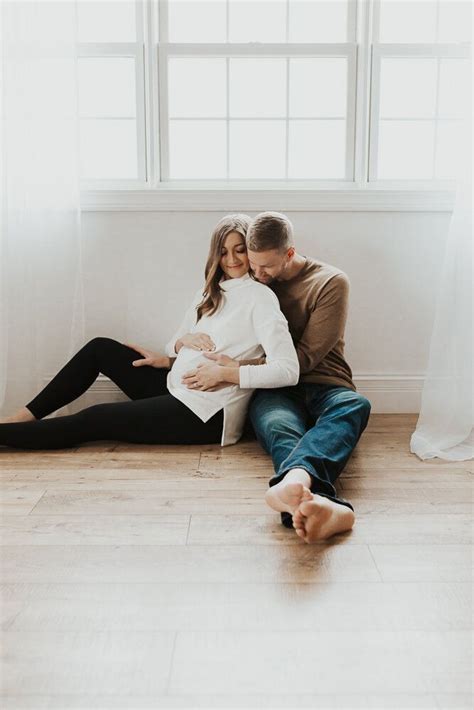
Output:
[370, 0, 471, 181]
[77, 0, 471, 191]
[77, 0, 145, 182]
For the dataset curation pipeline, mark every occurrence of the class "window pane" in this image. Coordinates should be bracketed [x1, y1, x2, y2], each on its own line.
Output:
[78, 57, 136, 118]
[289, 58, 346, 118]
[438, 1, 472, 42]
[229, 121, 286, 178]
[438, 59, 470, 119]
[377, 121, 435, 179]
[169, 120, 227, 178]
[229, 59, 286, 118]
[80, 119, 138, 178]
[229, 0, 286, 42]
[168, 58, 226, 118]
[289, 0, 348, 42]
[168, 0, 227, 42]
[288, 120, 346, 178]
[380, 58, 437, 119]
[77, 0, 136, 42]
[435, 120, 463, 179]
[378, 0, 437, 43]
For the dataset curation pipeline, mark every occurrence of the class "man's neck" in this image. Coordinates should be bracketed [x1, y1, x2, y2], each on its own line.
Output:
[279, 253, 307, 281]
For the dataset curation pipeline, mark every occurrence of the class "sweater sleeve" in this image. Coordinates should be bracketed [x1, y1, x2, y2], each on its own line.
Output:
[296, 273, 349, 374]
[164, 289, 203, 357]
[239, 289, 299, 389]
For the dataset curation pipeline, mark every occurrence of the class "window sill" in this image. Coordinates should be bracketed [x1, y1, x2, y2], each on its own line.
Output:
[80, 187, 456, 213]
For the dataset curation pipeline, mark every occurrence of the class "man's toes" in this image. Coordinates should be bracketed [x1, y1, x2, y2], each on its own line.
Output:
[292, 509, 305, 526]
[299, 499, 320, 517]
[295, 527, 306, 539]
[301, 486, 313, 502]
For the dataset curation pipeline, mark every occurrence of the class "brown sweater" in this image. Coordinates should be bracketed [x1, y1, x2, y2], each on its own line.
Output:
[269, 257, 355, 391]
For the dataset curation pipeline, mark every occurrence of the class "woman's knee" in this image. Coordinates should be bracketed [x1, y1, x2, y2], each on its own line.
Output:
[85, 336, 121, 353]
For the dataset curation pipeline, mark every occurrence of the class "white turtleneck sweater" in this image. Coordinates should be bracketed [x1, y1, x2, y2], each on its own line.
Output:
[165, 273, 299, 446]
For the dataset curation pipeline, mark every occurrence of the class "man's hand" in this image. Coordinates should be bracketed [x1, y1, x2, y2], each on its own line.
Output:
[203, 352, 239, 367]
[123, 343, 170, 369]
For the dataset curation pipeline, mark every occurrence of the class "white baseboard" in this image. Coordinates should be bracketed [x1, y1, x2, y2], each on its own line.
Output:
[56, 374, 424, 415]
[354, 375, 423, 413]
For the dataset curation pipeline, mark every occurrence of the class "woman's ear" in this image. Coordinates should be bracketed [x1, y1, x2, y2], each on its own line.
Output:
[287, 247, 296, 260]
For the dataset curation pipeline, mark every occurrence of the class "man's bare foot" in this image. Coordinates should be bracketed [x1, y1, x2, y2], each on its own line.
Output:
[293, 495, 355, 543]
[0, 407, 36, 424]
[265, 469, 313, 514]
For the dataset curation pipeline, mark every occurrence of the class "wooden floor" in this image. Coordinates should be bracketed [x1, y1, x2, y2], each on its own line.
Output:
[0, 414, 472, 710]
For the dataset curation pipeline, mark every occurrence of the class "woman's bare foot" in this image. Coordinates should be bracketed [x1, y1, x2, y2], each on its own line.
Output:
[293, 495, 355, 543]
[0, 407, 36, 424]
[265, 469, 313, 514]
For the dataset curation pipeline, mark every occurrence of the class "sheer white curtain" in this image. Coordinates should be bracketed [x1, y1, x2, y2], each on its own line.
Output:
[0, 1, 84, 417]
[410, 113, 473, 461]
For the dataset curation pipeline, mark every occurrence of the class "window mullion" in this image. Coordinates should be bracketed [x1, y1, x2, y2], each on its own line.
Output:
[354, 0, 374, 185]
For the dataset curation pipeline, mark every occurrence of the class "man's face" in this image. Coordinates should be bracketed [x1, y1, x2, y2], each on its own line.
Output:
[247, 248, 291, 284]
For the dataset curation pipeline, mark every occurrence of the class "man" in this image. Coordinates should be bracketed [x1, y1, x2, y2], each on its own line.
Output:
[183, 211, 371, 543]
[245, 211, 371, 542]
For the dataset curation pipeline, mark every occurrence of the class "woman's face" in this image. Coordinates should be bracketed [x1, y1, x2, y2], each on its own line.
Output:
[219, 231, 249, 280]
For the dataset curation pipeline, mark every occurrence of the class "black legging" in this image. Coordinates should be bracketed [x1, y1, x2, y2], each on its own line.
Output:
[0, 337, 223, 450]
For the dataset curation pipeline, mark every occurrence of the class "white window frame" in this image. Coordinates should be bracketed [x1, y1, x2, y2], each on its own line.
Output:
[80, 0, 463, 212]
[369, 0, 471, 183]
[78, 1, 148, 189]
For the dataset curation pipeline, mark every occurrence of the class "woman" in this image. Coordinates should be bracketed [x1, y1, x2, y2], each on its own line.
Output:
[0, 215, 299, 449]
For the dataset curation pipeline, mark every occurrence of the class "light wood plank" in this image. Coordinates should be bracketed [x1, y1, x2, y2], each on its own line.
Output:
[0, 515, 190, 546]
[1, 544, 381, 583]
[188, 513, 473, 545]
[0, 489, 46, 516]
[0, 476, 272, 492]
[2, 582, 470, 633]
[28, 488, 271, 515]
[0, 449, 201, 471]
[369, 544, 473, 582]
[2, 466, 240, 483]
[1, 631, 175, 695]
[169, 630, 471, 694]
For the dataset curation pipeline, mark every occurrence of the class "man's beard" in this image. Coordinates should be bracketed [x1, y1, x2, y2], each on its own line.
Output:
[255, 274, 275, 284]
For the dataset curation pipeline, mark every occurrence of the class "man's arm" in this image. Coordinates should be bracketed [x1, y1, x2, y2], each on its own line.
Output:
[238, 356, 266, 366]
[296, 273, 349, 374]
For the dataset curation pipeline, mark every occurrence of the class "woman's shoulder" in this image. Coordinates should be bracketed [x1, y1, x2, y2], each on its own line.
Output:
[244, 279, 280, 308]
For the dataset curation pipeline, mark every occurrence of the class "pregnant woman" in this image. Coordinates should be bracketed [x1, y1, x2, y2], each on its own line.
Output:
[0, 214, 299, 450]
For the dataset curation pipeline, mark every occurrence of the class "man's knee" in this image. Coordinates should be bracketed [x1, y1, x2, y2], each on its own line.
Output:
[250, 402, 304, 445]
[355, 393, 371, 423]
[339, 392, 371, 430]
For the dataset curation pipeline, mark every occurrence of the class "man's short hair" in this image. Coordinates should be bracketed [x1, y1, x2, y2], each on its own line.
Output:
[247, 211, 294, 253]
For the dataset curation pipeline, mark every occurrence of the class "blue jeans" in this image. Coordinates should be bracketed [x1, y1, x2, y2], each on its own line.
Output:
[249, 383, 371, 526]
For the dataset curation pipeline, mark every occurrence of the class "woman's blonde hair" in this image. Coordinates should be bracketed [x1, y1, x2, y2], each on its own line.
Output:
[196, 214, 252, 322]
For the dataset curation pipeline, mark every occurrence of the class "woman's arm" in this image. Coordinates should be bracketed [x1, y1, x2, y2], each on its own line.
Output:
[182, 290, 298, 391]
[238, 291, 299, 389]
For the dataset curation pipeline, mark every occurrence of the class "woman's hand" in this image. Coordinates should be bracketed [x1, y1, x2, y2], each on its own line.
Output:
[175, 332, 216, 353]
[123, 343, 171, 369]
[182, 361, 240, 390]
[182, 363, 225, 391]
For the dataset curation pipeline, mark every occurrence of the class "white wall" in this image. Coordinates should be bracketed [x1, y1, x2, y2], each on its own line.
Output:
[77, 209, 452, 412]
